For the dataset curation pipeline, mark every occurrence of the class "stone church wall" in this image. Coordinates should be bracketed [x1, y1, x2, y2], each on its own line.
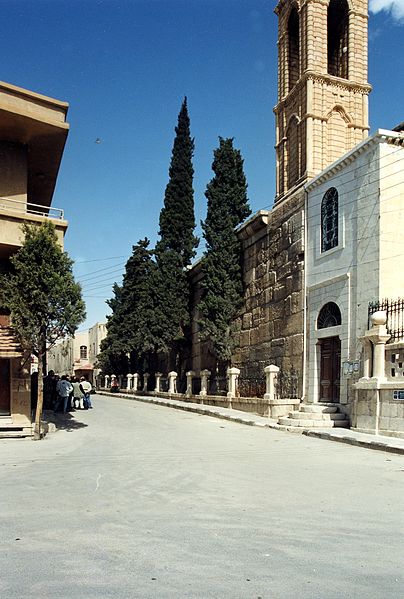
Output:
[189, 190, 305, 396]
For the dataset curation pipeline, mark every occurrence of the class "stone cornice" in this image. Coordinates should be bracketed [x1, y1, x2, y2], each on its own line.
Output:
[305, 129, 404, 191]
[237, 210, 270, 240]
[274, 71, 371, 113]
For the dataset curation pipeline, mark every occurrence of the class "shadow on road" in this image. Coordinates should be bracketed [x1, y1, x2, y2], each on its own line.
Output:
[43, 410, 89, 432]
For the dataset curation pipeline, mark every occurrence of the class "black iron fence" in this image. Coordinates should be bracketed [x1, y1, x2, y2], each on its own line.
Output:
[238, 376, 266, 398]
[274, 367, 299, 399]
[208, 375, 228, 396]
[368, 299, 404, 341]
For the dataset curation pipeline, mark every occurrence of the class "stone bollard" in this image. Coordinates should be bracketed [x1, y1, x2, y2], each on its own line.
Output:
[168, 371, 177, 394]
[127, 373, 133, 390]
[155, 372, 162, 393]
[133, 373, 139, 392]
[200, 370, 211, 397]
[264, 364, 279, 401]
[227, 367, 240, 403]
[186, 371, 195, 397]
[104, 374, 110, 389]
[143, 373, 150, 392]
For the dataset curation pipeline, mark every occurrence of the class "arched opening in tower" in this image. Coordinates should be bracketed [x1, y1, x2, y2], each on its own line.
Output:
[327, 0, 349, 79]
[288, 7, 300, 90]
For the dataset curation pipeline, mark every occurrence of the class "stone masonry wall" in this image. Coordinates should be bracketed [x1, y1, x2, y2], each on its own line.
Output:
[233, 190, 305, 390]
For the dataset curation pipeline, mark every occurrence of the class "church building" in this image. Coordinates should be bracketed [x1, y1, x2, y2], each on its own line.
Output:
[190, 0, 404, 436]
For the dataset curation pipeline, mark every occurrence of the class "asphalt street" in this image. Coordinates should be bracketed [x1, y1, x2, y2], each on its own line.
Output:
[0, 394, 403, 599]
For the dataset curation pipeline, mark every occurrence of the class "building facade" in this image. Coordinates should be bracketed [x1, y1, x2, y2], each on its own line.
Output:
[47, 323, 107, 384]
[0, 81, 69, 436]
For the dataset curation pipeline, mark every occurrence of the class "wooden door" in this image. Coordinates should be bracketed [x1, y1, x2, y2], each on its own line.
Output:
[319, 337, 341, 403]
[0, 359, 11, 415]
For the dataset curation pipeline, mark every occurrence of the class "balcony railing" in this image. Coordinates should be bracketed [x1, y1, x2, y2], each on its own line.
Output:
[0, 196, 64, 220]
[368, 298, 404, 341]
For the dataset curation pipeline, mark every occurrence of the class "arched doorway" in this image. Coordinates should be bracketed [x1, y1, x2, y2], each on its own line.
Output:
[317, 303, 341, 403]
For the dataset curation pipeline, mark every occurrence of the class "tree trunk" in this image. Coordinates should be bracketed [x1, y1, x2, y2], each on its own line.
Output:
[33, 341, 45, 440]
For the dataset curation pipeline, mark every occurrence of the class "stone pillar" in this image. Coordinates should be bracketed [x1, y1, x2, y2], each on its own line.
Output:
[186, 371, 195, 397]
[264, 365, 279, 401]
[104, 374, 110, 389]
[168, 371, 177, 394]
[127, 373, 133, 390]
[359, 311, 390, 382]
[200, 370, 210, 397]
[133, 373, 139, 392]
[155, 372, 162, 393]
[227, 367, 240, 399]
[143, 373, 149, 392]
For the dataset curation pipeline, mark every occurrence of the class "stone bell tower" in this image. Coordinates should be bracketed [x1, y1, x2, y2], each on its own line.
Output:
[274, 0, 371, 201]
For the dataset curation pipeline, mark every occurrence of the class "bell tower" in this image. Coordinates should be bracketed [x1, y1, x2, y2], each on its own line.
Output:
[274, 0, 371, 201]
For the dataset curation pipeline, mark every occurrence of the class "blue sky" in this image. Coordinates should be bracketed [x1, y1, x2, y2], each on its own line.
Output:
[1, 0, 402, 329]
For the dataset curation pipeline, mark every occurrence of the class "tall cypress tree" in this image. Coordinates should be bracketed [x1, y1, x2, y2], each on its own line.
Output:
[157, 97, 198, 265]
[198, 137, 251, 366]
[154, 97, 198, 370]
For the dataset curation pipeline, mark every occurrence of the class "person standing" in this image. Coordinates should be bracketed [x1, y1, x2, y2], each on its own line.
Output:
[55, 375, 73, 414]
[72, 377, 84, 409]
[80, 377, 93, 409]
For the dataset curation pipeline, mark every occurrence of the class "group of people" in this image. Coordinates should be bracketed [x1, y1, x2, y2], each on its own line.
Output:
[43, 371, 93, 414]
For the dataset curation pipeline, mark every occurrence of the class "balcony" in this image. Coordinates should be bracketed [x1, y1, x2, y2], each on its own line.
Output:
[0, 196, 67, 258]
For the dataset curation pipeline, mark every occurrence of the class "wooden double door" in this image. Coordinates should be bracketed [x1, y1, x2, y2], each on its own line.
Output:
[0, 359, 11, 415]
[319, 336, 341, 403]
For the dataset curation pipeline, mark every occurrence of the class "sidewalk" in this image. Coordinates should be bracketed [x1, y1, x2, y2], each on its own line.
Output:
[99, 390, 404, 455]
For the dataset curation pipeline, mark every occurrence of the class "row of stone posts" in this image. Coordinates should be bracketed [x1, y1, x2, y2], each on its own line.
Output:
[103, 365, 281, 401]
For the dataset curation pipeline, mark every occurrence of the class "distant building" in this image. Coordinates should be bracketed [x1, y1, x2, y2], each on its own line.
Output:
[47, 323, 106, 384]
[0, 80, 69, 437]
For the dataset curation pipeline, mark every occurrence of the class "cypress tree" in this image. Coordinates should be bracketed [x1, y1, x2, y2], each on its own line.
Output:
[154, 97, 198, 370]
[198, 137, 251, 365]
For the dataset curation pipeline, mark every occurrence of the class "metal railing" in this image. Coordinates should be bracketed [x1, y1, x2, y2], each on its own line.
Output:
[238, 376, 266, 398]
[274, 367, 299, 399]
[0, 196, 64, 220]
[368, 299, 404, 341]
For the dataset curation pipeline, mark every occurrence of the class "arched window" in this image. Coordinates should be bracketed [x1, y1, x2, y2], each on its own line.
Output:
[287, 115, 300, 188]
[288, 7, 300, 89]
[317, 302, 342, 329]
[80, 345, 88, 360]
[328, 0, 349, 79]
[321, 187, 338, 252]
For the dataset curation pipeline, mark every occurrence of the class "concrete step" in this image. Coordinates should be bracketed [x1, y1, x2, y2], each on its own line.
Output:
[300, 404, 338, 414]
[278, 417, 350, 428]
[288, 411, 346, 421]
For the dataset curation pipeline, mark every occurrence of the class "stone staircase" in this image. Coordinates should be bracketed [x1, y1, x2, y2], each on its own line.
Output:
[278, 403, 350, 429]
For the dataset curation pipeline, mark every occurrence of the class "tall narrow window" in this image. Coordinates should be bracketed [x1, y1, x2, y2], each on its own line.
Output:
[328, 0, 349, 79]
[80, 345, 87, 360]
[321, 187, 338, 252]
[288, 7, 300, 90]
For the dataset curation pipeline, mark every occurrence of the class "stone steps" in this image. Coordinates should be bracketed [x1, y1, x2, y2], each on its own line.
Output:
[278, 417, 350, 428]
[288, 411, 346, 421]
[278, 403, 349, 429]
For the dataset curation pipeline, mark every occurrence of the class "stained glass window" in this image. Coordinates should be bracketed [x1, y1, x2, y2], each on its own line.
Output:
[321, 187, 338, 252]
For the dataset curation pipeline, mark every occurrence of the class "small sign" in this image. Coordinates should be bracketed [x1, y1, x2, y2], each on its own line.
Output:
[393, 390, 404, 400]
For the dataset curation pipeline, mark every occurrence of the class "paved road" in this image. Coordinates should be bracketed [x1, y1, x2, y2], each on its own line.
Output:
[1, 394, 403, 599]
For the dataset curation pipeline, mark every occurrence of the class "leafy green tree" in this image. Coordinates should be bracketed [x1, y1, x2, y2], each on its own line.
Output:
[198, 137, 251, 365]
[0, 222, 86, 439]
[154, 97, 198, 370]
